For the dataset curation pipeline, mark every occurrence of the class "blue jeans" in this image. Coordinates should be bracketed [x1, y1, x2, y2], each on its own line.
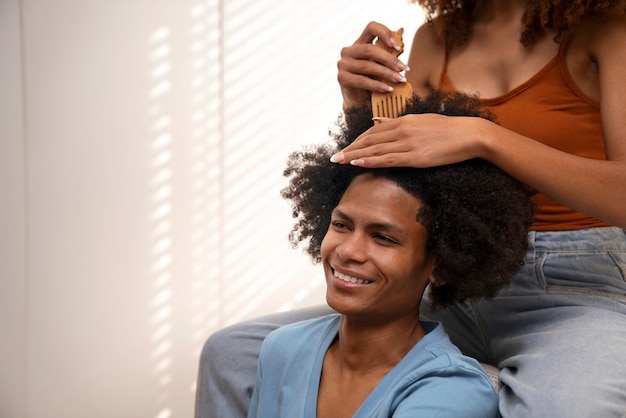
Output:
[195, 227, 626, 418]
[421, 227, 626, 417]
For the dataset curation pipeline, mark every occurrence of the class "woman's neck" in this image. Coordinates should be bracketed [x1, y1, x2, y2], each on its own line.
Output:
[475, 0, 527, 24]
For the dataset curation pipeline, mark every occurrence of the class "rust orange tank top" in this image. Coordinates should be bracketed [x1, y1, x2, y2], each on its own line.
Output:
[438, 39, 610, 231]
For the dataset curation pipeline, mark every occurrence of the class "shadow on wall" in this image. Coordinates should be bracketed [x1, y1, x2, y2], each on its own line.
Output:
[148, 1, 418, 417]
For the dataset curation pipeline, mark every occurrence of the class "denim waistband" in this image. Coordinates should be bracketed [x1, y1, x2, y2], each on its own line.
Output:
[529, 227, 626, 252]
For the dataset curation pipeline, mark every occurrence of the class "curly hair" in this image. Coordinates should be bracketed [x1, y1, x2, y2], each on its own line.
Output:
[281, 90, 536, 309]
[414, 0, 626, 47]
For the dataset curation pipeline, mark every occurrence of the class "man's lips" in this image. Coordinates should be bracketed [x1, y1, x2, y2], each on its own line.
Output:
[333, 268, 373, 285]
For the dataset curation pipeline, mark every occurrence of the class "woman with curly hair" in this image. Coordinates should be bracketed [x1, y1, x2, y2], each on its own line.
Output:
[247, 91, 534, 417]
[196, 2, 626, 417]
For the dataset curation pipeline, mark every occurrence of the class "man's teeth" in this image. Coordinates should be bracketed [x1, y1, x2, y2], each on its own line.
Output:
[335, 270, 372, 285]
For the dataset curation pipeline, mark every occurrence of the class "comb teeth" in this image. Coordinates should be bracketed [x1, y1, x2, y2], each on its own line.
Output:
[371, 81, 413, 121]
[373, 93, 408, 118]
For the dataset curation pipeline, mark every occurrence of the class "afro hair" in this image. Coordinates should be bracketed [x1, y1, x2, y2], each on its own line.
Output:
[281, 90, 536, 309]
[415, 0, 626, 48]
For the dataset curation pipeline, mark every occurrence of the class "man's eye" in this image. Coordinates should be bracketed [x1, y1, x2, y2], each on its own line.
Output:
[374, 234, 395, 244]
[331, 221, 348, 229]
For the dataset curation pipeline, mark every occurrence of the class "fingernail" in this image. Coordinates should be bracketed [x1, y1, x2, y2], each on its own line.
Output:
[330, 152, 344, 163]
[394, 74, 407, 83]
[350, 159, 364, 166]
[398, 62, 410, 72]
[390, 38, 401, 51]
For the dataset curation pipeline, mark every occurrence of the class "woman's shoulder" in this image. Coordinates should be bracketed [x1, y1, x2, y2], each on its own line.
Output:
[406, 21, 446, 95]
[565, 12, 625, 62]
[565, 13, 626, 102]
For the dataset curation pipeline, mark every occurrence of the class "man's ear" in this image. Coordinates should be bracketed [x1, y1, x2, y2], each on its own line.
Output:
[427, 264, 447, 287]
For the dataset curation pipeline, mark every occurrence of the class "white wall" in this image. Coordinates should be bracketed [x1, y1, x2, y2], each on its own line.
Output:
[1, 0, 27, 416]
[0, 0, 423, 417]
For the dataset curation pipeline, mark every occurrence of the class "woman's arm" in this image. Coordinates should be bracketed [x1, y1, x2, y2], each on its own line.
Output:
[333, 16, 626, 228]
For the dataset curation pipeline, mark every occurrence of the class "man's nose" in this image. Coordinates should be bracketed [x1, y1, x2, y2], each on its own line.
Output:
[336, 232, 368, 263]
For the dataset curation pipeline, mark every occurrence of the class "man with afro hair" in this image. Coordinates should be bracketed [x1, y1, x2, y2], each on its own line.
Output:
[246, 91, 535, 417]
[197, 2, 626, 416]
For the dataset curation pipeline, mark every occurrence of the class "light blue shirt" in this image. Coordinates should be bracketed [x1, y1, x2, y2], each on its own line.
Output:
[248, 314, 498, 417]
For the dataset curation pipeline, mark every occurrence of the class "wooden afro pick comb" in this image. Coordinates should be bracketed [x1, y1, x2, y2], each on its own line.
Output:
[371, 31, 413, 122]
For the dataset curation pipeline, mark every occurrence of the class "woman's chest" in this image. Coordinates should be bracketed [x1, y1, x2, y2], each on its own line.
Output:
[445, 32, 599, 101]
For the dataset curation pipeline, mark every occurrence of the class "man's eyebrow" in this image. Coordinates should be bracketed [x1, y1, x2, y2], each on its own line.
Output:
[331, 208, 352, 222]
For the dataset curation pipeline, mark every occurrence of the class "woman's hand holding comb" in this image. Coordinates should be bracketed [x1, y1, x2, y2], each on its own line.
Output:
[337, 22, 410, 112]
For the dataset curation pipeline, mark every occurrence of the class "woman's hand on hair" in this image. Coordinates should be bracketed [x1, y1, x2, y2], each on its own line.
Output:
[330, 114, 492, 168]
